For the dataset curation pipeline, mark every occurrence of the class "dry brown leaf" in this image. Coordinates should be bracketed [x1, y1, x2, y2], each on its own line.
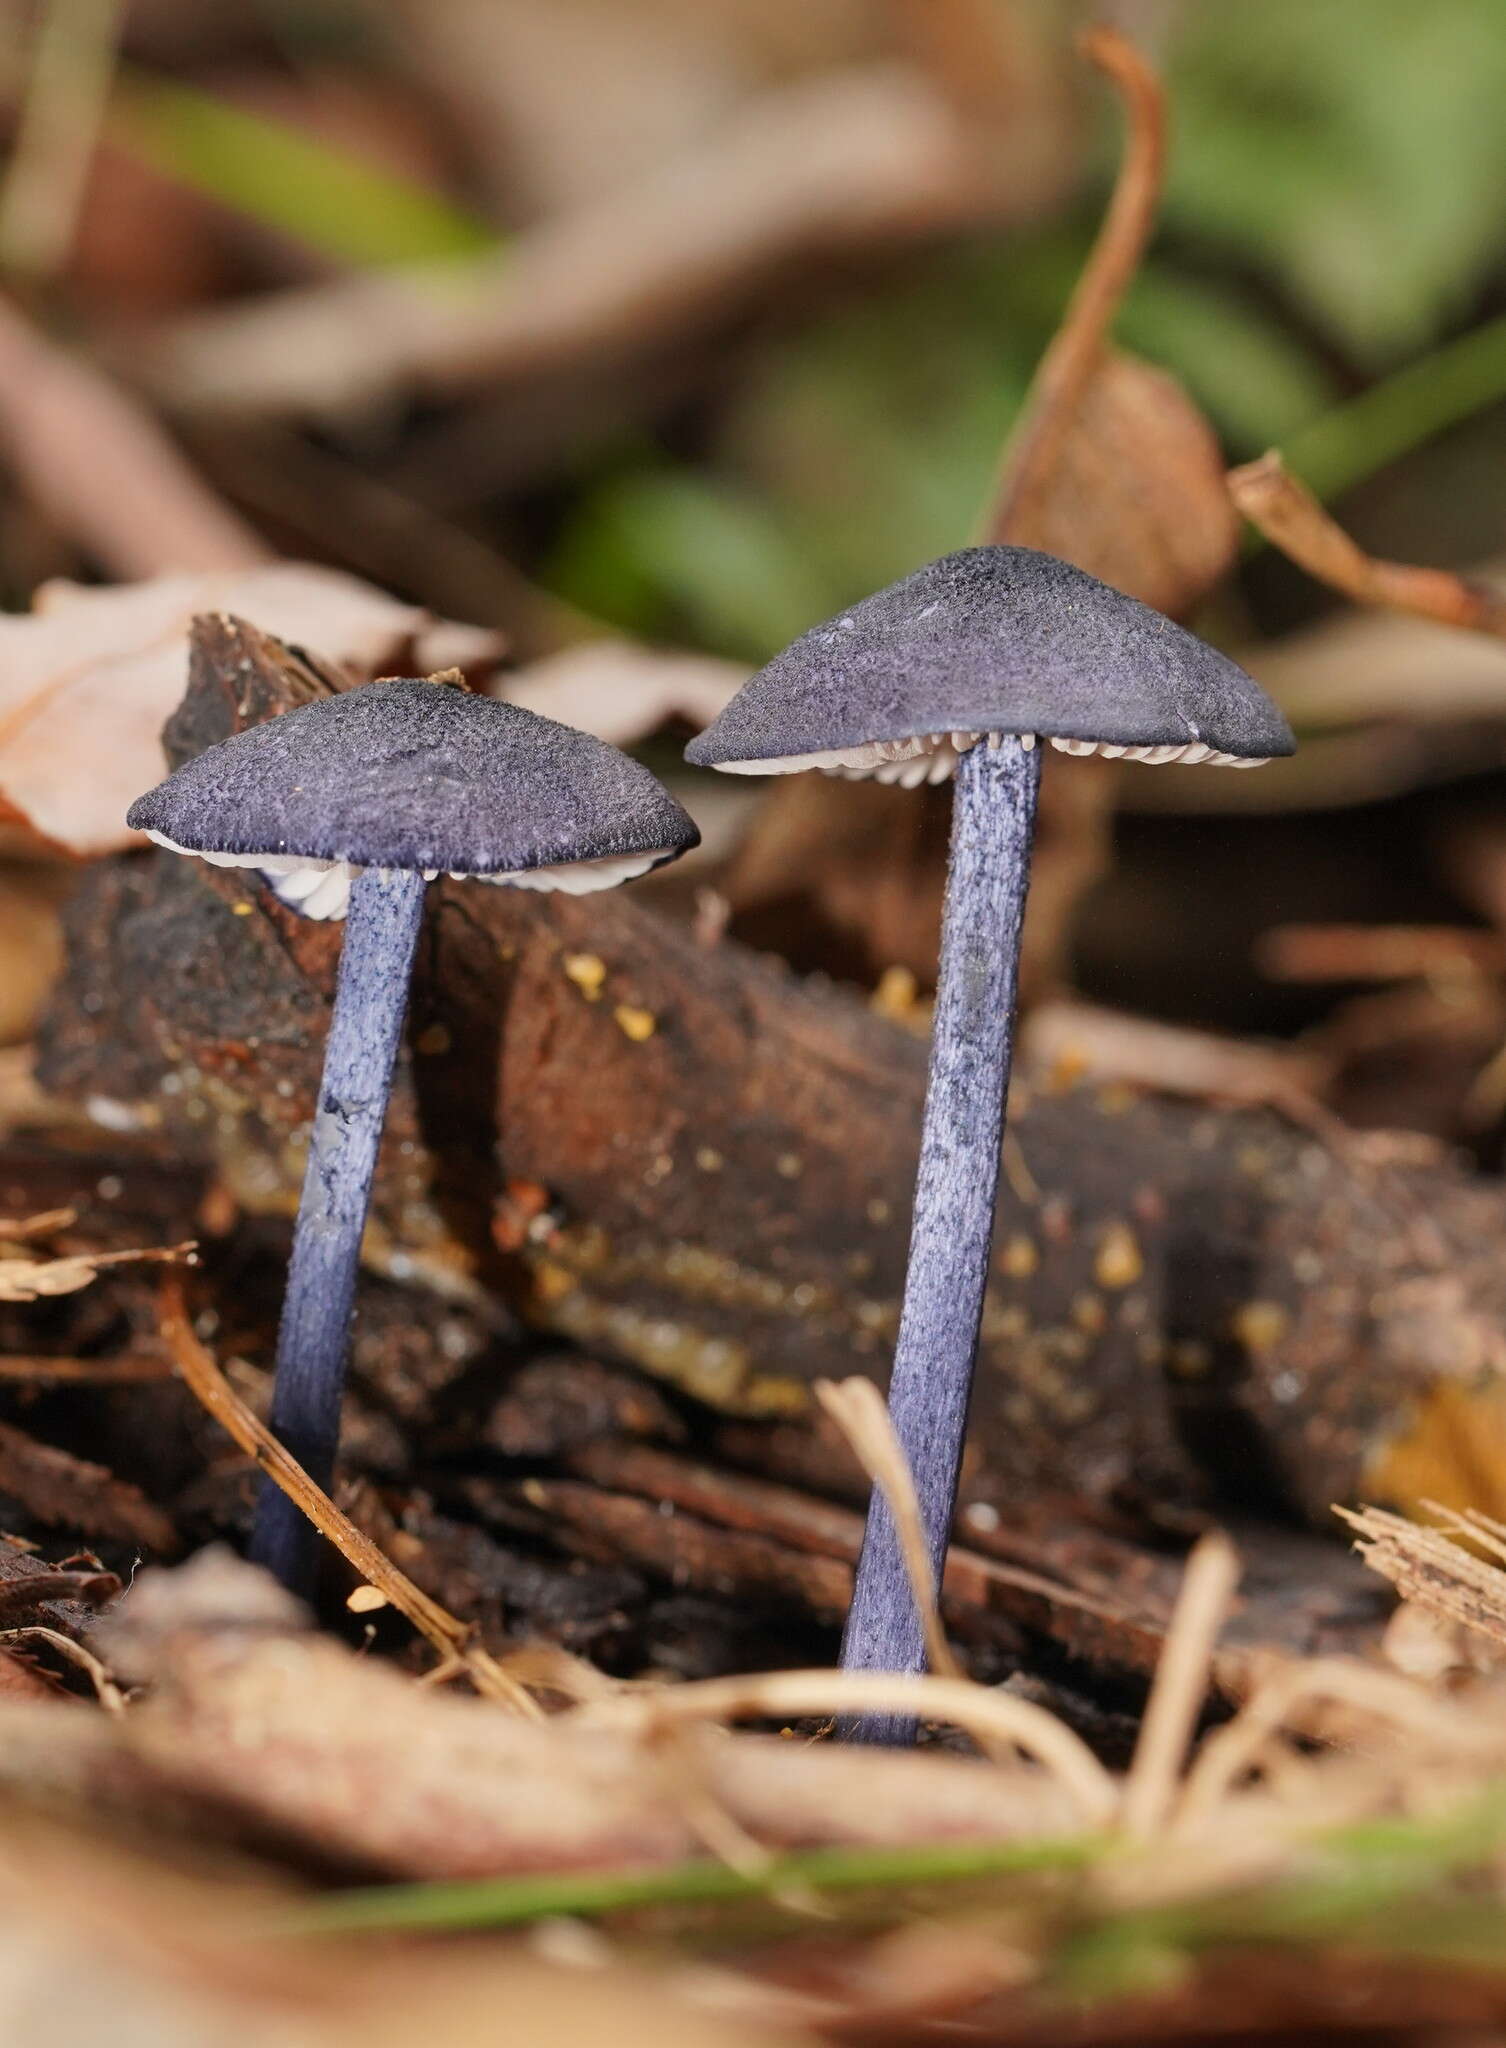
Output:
[0, 565, 505, 857]
[503, 637, 743, 746]
[994, 347, 1239, 621]
[137, 51, 1072, 419]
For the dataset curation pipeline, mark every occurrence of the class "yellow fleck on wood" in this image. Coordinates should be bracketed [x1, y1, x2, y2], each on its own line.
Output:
[232, 900, 253, 916]
[563, 953, 607, 1001]
[1094, 1222, 1144, 1290]
[1168, 1340, 1210, 1380]
[613, 1004, 657, 1042]
[1071, 1293, 1107, 1336]
[1231, 1299, 1289, 1354]
[530, 1258, 577, 1305]
[346, 1584, 389, 1614]
[1000, 1234, 1038, 1279]
[870, 964, 927, 1026]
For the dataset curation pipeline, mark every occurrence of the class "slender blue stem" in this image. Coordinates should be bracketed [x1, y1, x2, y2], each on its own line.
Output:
[840, 737, 1041, 1743]
[250, 865, 427, 1595]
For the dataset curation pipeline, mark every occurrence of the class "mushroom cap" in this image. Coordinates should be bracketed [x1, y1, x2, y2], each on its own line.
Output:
[128, 678, 700, 876]
[683, 547, 1293, 767]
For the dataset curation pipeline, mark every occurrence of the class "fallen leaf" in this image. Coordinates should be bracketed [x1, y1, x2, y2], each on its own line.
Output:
[502, 636, 741, 746]
[991, 346, 1239, 621]
[0, 565, 505, 858]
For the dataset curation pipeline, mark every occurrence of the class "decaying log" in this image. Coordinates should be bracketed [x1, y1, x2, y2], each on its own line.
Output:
[36, 616, 1506, 1533]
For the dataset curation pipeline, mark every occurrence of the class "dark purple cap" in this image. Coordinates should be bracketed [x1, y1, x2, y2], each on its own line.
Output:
[685, 547, 1293, 770]
[128, 678, 699, 876]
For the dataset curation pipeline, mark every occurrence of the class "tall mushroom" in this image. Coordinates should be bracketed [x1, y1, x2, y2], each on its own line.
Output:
[685, 546, 1293, 1740]
[129, 676, 699, 1591]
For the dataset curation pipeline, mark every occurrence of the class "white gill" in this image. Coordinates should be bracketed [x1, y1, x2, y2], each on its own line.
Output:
[712, 731, 1269, 783]
[143, 830, 668, 923]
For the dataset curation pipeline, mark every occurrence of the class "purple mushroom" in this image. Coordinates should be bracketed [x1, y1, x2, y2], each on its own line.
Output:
[130, 677, 699, 1592]
[686, 546, 1293, 1741]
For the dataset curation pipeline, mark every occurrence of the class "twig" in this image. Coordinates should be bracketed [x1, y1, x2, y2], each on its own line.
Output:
[0, 0, 124, 279]
[0, 1351, 173, 1385]
[1339, 1501, 1506, 1661]
[1230, 451, 1506, 639]
[979, 25, 1166, 542]
[1120, 1531, 1238, 1840]
[0, 1567, 119, 1623]
[0, 293, 268, 576]
[157, 1275, 543, 1717]
[815, 1376, 963, 1682]
[0, 1239, 197, 1303]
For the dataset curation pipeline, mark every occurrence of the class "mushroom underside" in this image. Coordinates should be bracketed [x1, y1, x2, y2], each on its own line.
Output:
[143, 831, 672, 921]
[711, 730, 1269, 786]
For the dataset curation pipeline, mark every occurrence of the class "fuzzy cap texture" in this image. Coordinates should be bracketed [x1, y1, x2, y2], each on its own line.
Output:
[685, 547, 1294, 764]
[129, 678, 700, 873]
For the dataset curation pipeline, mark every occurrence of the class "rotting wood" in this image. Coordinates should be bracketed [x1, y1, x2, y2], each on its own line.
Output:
[35, 614, 1506, 1534]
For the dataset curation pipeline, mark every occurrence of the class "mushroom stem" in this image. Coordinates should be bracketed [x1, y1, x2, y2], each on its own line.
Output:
[840, 736, 1041, 1742]
[250, 864, 427, 1594]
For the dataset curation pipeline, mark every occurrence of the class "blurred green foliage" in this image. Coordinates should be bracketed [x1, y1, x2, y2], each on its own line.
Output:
[1163, 0, 1506, 364]
[115, 70, 496, 269]
[547, 0, 1506, 661]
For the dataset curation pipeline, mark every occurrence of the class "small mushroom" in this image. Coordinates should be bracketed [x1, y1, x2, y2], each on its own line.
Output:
[685, 546, 1292, 1740]
[130, 677, 698, 1591]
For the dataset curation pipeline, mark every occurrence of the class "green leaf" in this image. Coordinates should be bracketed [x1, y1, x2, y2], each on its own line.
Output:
[111, 69, 496, 269]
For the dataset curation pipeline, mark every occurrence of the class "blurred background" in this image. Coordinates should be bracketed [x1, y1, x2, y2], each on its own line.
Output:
[7, 0, 1506, 1161]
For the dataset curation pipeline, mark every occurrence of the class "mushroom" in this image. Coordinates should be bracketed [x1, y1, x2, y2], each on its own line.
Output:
[684, 546, 1293, 1740]
[129, 676, 699, 1591]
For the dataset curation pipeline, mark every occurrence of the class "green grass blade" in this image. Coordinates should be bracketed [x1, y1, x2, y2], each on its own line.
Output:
[111, 69, 496, 269]
[276, 1831, 1100, 1938]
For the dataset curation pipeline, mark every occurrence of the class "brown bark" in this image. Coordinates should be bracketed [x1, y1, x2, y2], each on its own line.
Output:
[36, 618, 1506, 1533]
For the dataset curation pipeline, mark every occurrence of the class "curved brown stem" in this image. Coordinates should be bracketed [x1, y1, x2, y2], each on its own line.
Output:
[980, 25, 1168, 544]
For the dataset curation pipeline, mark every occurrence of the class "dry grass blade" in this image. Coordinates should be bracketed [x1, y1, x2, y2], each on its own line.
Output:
[1175, 1655, 1505, 1830]
[1121, 1531, 1239, 1840]
[573, 1671, 1119, 1829]
[814, 1376, 962, 1683]
[1229, 452, 1506, 639]
[1, 1206, 77, 1240]
[980, 24, 1165, 541]
[0, 1239, 196, 1303]
[157, 1276, 542, 1718]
